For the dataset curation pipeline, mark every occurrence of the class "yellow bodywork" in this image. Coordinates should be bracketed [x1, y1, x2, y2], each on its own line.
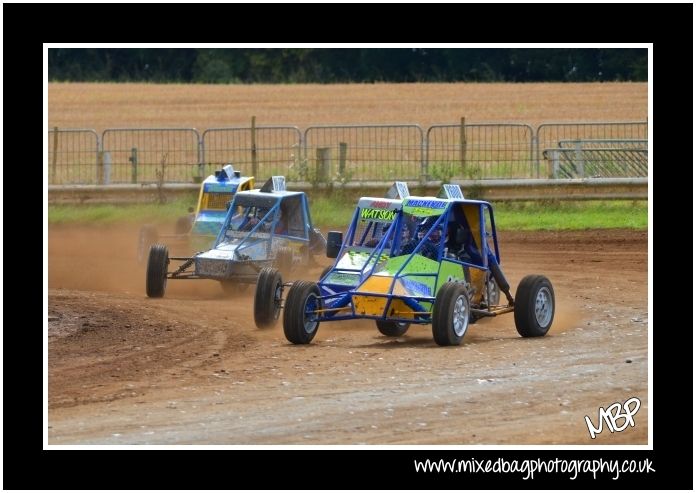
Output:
[357, 274, 392, 294]
[195, 177, 255, 214]
[353, 294, 389, 317]
[352, 275, 393, 317]
[351, 274, 422, 319]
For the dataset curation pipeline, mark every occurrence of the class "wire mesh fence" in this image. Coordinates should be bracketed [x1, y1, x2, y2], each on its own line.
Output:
[304, 125, 424, 183]
[47, 121, 649, 185]
[537, 122, 648, 178]
[101, 128, 201, 183]
[427, 124, 535, 180]
[201, 126, 301, 180]
[47, 129, 100, 184]
[543, 139, 648, 178]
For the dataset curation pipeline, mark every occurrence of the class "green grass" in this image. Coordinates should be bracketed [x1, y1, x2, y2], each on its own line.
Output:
[308, 195, 356, 228]
[492, 200, 648, 230]
[48, 198, 647, 231]
[48, 197, 197, 225]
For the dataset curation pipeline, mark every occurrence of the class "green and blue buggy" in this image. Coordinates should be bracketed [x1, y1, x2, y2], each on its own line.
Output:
[253, 182, 555, 346]
[146, 176, 326, 299]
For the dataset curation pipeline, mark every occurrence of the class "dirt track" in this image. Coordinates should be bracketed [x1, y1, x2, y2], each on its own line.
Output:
[47, 225, 648, 445]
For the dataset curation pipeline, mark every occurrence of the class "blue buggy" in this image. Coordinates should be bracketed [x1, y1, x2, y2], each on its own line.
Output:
[146, 176, 326, 301]
[137, 164, 255, 262]
[253, 182, 555, 345]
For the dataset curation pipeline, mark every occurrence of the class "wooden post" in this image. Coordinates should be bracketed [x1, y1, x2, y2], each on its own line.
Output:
[459, 117, 466, 174]
[51, 126, 58, 183]
[338, 142, 347, 176]
[130, 147, 138, 183]
[251, 116, 258, 178]
[316, 147, 331, 184]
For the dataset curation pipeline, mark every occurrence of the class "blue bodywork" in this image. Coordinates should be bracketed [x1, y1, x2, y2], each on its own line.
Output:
[313, 195, 503, 325]
[190, 188, 315, 280]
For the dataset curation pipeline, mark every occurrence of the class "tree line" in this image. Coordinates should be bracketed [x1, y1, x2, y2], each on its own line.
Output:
[48, 48, 647, 83]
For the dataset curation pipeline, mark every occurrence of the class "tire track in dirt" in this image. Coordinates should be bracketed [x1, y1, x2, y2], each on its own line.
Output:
[48, 226, 648, 444]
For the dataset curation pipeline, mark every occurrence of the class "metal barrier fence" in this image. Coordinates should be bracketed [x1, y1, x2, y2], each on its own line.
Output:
[537, 121, 648, 178]
[47, 128, 100, 184]
[201, 126, 301, 181]
[46, 121, 649, 185]
[427, 123, 535, 180]
[304, 125, 424, 182]
[101, 128, 201, 183]
[543, 139, 648, 178]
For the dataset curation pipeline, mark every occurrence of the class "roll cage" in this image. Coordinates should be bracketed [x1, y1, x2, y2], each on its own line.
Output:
[318, 194, 504, 323]
[214, 190, 313, 255]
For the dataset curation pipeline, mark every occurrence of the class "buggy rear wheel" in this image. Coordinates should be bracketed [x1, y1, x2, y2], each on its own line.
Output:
[484, 276, 500, 307]
[283, 280, 321, 344]
[376, 320, 410, 337]
[146, 244, 169, 298]
[432, 282, 470, 346]
[254, 268, 283, 328]
[514, 275, 554, 337]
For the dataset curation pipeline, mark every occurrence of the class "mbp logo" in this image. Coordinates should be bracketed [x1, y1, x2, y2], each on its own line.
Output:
[584, 397, 641, 439]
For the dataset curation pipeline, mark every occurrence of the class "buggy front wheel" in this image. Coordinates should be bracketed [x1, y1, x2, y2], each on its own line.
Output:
[432, 282, 470, 346]
[146, 244, 169, 298]
[254, 268, 283, 328]
[283, 280, 321, 344]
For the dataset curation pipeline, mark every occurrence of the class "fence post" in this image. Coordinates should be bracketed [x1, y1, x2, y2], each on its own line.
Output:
[51, 126, 58, 183]
[129, 147, 138, 183]
[421, 131, 427, 186]
[103, 151, 112, 184]
[96, 151, 104, 184]
[338, 142, 347, 176]
[197, 134, 205, 179]
[316, 147, 331, 184]
[550, 150, 559, 178]
[459, 117, 466, 174]
[251, 116, 258, 177]
[574, 141, 585, 178]
[532, 133, 539, 178]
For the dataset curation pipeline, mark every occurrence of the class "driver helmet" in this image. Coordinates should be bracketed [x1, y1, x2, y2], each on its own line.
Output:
[416, 217, 436, 239]
[429, 228, 442, 243]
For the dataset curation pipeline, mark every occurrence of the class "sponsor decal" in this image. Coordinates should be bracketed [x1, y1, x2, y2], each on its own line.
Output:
[403, 199, 448, 216]
[405, 199, 447, 209]
[327, 272, 360, 286]
[360, 208, 397, 221]
[204, 183, 238, 193]
[401, 278, 432, 296]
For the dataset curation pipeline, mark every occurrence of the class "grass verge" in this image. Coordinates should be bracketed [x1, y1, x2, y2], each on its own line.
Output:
[48, 198, 647, 231]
